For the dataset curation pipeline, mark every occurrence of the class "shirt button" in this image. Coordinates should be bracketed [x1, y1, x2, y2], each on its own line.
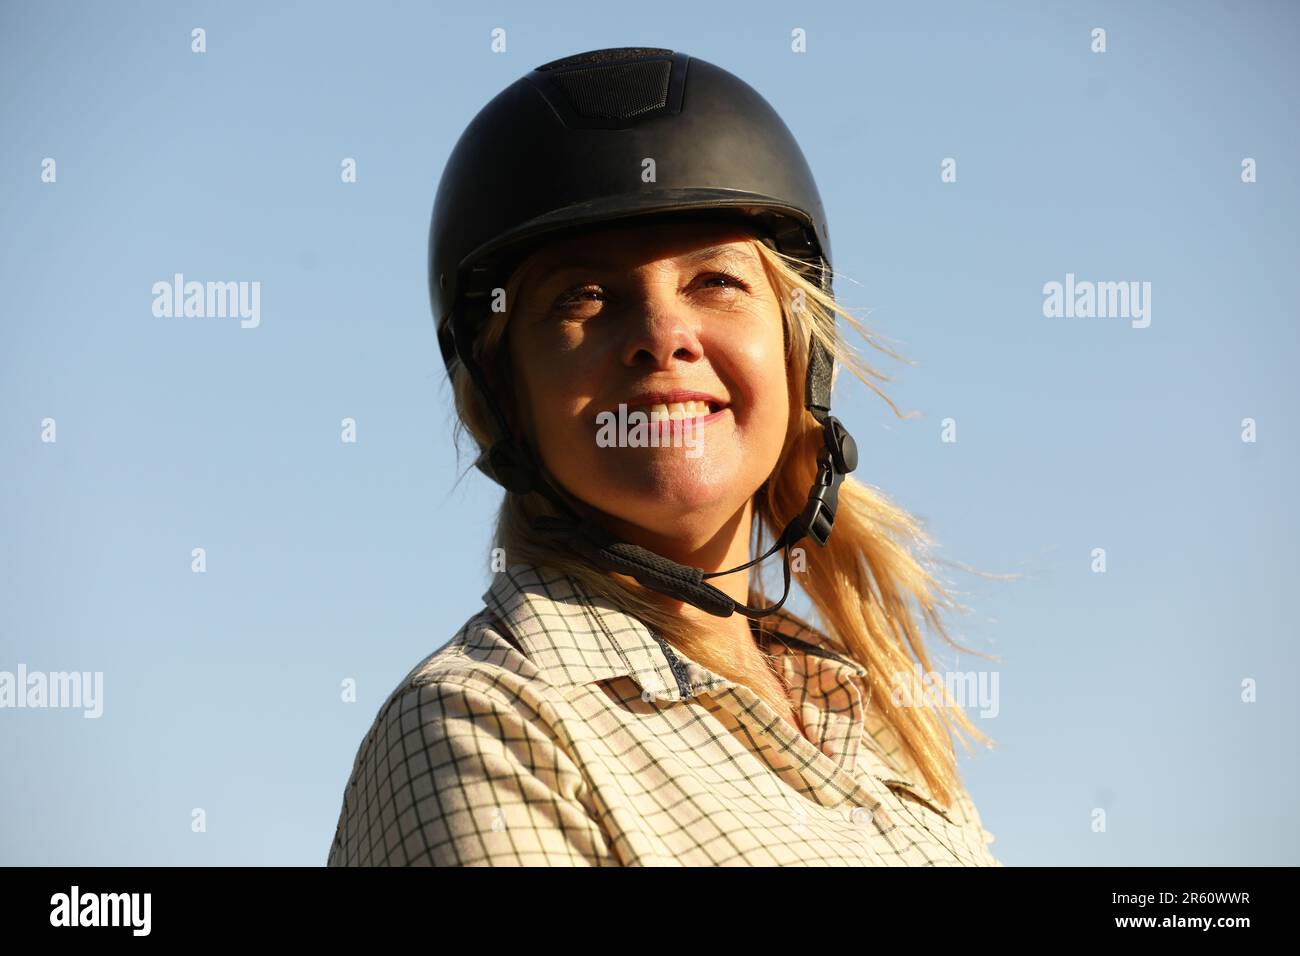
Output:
[850, 807, 873, 827]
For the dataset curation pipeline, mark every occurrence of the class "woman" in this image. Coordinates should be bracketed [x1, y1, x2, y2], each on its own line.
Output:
[328, 47, 1001, 866]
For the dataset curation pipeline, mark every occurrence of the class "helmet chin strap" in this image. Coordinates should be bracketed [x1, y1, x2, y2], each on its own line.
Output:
[525, 411, 857, 618]
[452, 302, 859, 619]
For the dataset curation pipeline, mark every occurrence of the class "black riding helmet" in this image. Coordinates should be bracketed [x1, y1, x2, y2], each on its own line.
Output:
[428, 47, 858, 619]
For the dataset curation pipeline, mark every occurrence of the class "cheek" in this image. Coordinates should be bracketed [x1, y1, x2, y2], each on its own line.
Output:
[729, 328, 789, 435]
[513, 340, 604, 460]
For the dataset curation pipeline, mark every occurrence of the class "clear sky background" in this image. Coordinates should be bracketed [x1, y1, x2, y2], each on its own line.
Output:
[2, 0, 1296, 866]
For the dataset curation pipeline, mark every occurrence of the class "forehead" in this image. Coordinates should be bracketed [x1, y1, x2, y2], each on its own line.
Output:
[515, 219, 763, 280]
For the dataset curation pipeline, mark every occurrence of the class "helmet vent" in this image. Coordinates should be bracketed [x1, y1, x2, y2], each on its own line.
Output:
[536, 47, 672, 71]
[536, 48, 674, 120]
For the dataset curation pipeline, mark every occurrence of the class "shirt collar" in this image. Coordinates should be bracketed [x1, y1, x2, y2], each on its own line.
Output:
[482, 562, 867, 703]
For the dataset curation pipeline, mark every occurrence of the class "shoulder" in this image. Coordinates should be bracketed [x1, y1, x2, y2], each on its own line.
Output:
[327, 608, 596, 866]
[351, 607, 566, 766]
[403, 607, 534, 691]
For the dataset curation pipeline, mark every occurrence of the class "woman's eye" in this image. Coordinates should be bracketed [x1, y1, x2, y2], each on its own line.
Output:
[699, 271, 750, 292]
[553, 286, 605, 311]
[552, 271, 750, 312]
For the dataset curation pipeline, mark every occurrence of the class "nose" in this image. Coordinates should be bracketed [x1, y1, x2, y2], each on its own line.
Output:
[619, 288, 704, 370]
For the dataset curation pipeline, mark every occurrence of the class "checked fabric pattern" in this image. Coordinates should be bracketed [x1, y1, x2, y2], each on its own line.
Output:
[328, 563, 1002, 866]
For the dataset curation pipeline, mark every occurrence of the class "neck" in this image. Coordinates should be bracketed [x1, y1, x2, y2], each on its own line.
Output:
[596, 499, 757, 629]
[583, 496, 801, 734]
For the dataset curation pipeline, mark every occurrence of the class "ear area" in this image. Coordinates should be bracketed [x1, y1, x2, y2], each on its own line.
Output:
[476, 441, 539, 496]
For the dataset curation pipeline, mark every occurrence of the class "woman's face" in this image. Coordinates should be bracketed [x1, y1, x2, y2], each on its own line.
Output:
[505, 220, 790, 547]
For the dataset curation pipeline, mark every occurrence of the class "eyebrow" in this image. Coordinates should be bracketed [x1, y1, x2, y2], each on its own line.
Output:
[526, 243, 759, 286]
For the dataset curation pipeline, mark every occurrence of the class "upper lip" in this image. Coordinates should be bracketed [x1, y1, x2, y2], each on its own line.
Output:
[620, 389, 728, 411]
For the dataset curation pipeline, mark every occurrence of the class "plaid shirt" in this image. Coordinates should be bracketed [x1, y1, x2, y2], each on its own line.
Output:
[327, 562, 1002, 866]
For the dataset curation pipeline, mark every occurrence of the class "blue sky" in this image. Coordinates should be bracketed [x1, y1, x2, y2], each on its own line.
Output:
[1, 0, 1297, 865]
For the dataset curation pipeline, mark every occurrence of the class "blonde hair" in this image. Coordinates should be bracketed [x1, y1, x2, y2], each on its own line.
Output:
[447, 232, 999, 809]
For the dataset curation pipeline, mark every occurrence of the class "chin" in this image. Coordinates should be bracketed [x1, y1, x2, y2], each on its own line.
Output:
[584, 455, 746, 521]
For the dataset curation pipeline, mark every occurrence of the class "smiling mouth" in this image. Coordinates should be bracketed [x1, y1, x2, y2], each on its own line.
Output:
[591, 400, 730, 431]
[593, 398, 726, 419]
[634, 399, 723, 421]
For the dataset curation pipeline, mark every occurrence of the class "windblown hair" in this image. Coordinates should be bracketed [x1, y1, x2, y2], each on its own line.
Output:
[447, 235, 998, 809]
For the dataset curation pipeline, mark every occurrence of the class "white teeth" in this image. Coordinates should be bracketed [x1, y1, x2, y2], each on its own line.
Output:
[670, 401, 711, 420]
[634, 400, 714, 420]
